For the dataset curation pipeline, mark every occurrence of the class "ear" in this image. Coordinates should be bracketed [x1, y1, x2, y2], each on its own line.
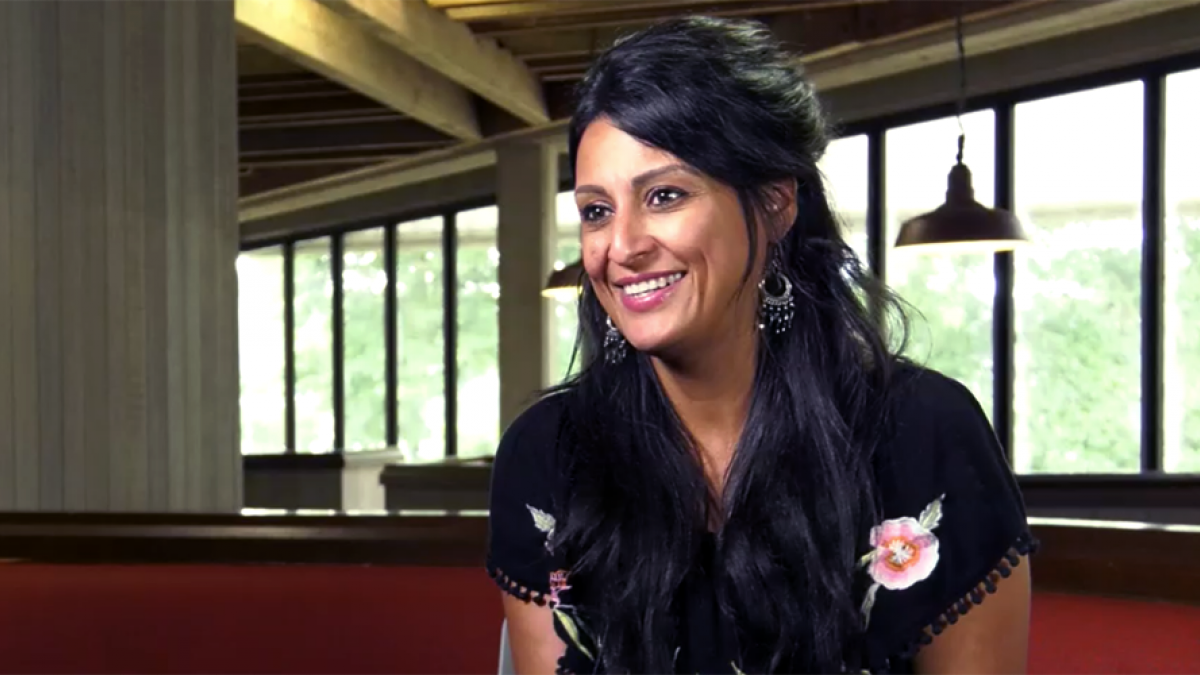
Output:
[763, 178, 799, 242]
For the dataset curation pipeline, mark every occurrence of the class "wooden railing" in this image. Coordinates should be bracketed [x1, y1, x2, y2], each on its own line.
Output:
[0, 511, 1193, 606]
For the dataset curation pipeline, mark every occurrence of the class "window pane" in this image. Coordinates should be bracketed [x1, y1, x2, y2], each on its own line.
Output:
[397, 216, 446, 462]
[820, 134, 869, 264]
[1013, 82, 1143, 473]
[293, 238, 336, 453]
[550, 192, 582, 385]
[1165, 68, 1200, 473]
[342, 229, 386, 451]
[456, 205, 501, 458]
[886, 111, 996, 420]
[237, 247, 286, 454]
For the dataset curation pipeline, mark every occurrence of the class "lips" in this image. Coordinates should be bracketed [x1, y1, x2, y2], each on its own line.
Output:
[614, 271, 685, 313]
[620, 272, 683, 297]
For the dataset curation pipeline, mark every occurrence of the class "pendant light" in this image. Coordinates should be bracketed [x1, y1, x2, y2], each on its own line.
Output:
[893, 8, 1028, 253]
[541, 258, 584, 300]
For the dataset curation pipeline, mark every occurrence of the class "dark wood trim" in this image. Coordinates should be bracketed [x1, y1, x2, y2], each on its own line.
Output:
[993, 103, 1016, 463]
[866, 128, 885, 284]
[836, 50, 1200, 140]
[1019, 473, 1200, 510]
[1142, 73, 1166, 473]
[331, 233, 345, 452]
[865, 128, 886, 333]
[1029, 517, 1199, 605]
[384, 222, 399, 448]
[443, 211, 458, 458]
[243, 453, 345, 471]
[0, 512, 487, 567]
[0, 511, 1193, 608]
[284, 242, 297, 453]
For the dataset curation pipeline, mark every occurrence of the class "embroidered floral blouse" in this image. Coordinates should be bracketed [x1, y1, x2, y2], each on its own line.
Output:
[486, 366, 1037, 674]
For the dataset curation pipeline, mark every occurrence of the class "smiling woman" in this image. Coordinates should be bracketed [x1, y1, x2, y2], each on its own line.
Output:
[486, 16, 1035, 675]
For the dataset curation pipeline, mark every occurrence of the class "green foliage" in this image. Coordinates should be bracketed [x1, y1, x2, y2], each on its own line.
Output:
[292, 245, 334, 452]
[243, 206, 1200, 474]
[893, 206, 1200, 474]
[455, 243, 502, 458]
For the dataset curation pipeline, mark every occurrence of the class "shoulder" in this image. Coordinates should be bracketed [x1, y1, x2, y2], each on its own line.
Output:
[486, 388, 576, 602]
[875, 365, 1014, 513]
[863, 364, 1035, 668]
[492, 387, 574, 483]
[887, 364, 989, 440]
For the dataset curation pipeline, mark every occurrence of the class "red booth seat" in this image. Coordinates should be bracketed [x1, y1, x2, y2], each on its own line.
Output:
[0, 564, 1196, 674]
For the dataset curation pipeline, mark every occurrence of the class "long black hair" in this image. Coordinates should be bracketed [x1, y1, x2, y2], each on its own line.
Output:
[550, 16, 910, 674]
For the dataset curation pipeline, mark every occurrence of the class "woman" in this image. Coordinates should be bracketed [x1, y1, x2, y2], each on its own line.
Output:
[487, 16, 1035, 675]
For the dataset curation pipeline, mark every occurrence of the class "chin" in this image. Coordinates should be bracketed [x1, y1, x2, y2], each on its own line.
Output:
[623, 330, 680, 359]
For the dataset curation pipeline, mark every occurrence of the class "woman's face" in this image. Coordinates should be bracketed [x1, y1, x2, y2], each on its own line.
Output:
[574, 119, 765, 359]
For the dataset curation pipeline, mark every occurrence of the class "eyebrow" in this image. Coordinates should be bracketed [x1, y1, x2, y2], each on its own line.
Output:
[575, 163, 701, 198]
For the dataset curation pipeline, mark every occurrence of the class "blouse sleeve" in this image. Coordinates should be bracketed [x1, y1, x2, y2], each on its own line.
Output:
[864, 369, 1038, 668]
[485, 393, 568, 606]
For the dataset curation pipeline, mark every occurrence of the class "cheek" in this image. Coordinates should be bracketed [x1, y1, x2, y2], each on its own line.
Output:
[580, 236, 608, 283]
[693, 218, 752, 287]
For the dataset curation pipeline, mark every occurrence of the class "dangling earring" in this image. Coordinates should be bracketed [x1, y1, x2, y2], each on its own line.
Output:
[758, 255, 795, 335]
[604, 315, 628, 364]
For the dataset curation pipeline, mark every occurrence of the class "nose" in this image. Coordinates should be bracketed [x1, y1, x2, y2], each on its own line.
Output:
[608, 209, 655, 267]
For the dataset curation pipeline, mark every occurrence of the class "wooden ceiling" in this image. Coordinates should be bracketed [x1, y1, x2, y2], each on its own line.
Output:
[236, 0, 1014, 198]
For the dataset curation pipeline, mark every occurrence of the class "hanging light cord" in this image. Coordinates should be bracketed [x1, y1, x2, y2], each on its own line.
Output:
[955, 6, 967, 165]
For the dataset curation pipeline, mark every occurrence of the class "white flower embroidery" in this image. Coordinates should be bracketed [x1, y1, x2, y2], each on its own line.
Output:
[526, 504, 556, 551]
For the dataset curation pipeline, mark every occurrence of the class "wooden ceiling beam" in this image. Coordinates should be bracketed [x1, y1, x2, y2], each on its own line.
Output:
[240, 119, 451, 156]
[327, 0, 549, 127]
[433, 0, 762, 23]
[234, 0, 481, 141]
[467, 0, 870, 37]
[240, 91, 392, 118]
[240, 147, 445, 168]
[240, 163, 382, 198]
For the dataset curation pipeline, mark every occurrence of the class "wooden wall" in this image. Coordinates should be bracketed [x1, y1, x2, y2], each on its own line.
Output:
[0, 0, 241, 511]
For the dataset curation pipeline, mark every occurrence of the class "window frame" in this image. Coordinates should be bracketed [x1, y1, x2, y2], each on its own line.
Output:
[238, 51, 1200, 479]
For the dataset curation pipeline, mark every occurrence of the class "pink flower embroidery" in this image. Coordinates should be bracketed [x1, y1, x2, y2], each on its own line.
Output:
[548, 569, 571, 607]
[867, 516, 940, 590]
[859, 494, 945, 626]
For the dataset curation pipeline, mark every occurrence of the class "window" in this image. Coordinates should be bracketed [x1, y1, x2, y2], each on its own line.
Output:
[456, 205, 501, 458]
[820, 134, 870, 264]
[292, 237, 336, 453]
[396, 216, 447, 462]
[237, 247, 286, 454]
[342, 229, 386, 451]
[1013, 82, 1144, 473]
[885, 111, 997, 420]
[550, 192, 582, 385]
[1164, 68, 1200, 473]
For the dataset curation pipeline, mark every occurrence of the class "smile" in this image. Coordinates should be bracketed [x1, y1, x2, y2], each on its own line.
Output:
[620, 272, 684, 297]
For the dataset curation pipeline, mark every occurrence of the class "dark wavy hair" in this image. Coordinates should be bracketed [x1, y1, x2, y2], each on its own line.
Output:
[550, 16, 909, 674]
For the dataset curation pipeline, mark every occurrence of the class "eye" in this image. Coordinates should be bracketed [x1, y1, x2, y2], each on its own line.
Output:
[580, 203, 611, 224]
[648, 187, 686, 208]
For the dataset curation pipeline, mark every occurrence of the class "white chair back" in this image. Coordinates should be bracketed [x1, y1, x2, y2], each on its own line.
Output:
[497, 619, 516, 675]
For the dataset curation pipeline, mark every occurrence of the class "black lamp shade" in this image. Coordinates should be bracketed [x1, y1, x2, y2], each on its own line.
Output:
[894, 163, 1029, 253]
[542, 259, 584, 299]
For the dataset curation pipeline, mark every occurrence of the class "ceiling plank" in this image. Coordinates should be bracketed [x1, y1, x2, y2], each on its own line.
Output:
[327, 0, 548, 127]
[234, 0, 481, 141]
[502, 26, 626, 59]
[466, 0, 869, 36]
[434, 0, 761, 23]
[800, 0, 1200, 90]
[241, 119, 451, 157]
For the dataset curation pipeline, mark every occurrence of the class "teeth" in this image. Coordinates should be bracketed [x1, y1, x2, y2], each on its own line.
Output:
[622, 273, 683, 296]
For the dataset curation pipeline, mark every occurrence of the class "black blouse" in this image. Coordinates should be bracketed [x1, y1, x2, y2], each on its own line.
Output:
[486, 366, 1037, 674]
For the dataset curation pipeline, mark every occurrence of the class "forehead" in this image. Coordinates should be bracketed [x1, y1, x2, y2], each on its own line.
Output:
[575, 120, 680, 186]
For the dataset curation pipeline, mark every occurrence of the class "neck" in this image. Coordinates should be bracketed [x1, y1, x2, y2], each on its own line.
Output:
[652, 319, 759, 493]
